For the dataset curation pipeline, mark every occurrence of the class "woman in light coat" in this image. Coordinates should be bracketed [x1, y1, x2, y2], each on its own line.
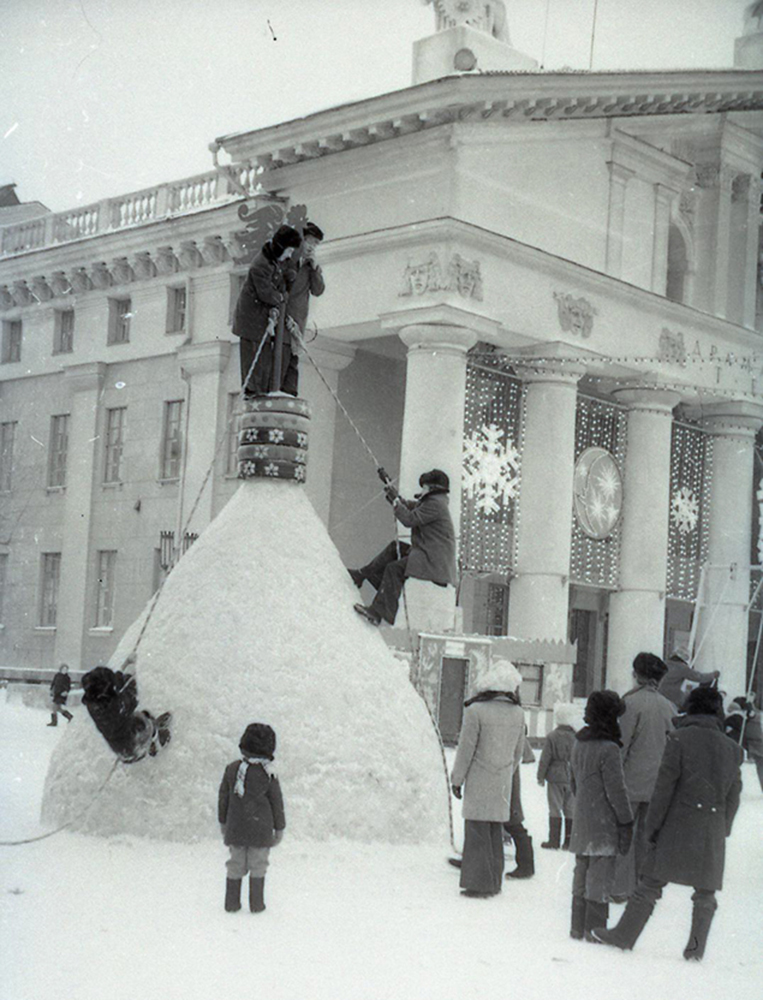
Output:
[451, 659, 525, 897]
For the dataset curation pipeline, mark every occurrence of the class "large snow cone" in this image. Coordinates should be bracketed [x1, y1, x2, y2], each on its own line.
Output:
[42, 397, 449, 845]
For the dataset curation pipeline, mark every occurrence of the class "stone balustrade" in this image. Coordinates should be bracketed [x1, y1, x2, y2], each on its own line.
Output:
[0, 164, 259, 259]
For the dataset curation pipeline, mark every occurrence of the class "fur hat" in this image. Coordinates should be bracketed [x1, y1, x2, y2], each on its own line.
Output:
[669, 642, 690, 664]
[632, 652, 668, 684]
[584, 690, 626, 728]
[303, 221, 324, 241]
[554, 702, 580, 729]
[474, 658, 522, 696]
[81, 666, 117, 700]
[419, 469, 449, 491]
[685, 686, 723, 718]
[239, 723, 276, 760]
[270, 225, 301, 258]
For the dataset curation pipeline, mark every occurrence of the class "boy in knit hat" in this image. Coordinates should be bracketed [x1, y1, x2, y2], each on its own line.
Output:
[537, 702, 579, 850]
[218, 723, 286, 913]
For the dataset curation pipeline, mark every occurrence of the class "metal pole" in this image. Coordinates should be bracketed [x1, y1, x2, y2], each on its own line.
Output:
[271, 303, 286, 392]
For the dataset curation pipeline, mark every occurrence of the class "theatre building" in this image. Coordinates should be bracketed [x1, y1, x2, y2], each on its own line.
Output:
[2, 7, 763, 716]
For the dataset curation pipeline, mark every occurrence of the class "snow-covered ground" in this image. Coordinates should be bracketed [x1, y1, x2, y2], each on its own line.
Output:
[1, 697, 761, 1000]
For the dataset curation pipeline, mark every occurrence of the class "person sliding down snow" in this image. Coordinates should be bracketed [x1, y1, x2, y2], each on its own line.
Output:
[350, 468, 456, 626]
[81, 654, 171, 763]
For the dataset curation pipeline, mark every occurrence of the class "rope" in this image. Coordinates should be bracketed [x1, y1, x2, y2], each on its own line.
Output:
[417, 689, 457, 852]
[0, 758, 121, 847]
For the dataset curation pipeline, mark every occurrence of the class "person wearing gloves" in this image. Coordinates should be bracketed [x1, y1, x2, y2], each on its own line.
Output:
[537, 702, 578, 850]
[450, 659, 525, 897]
[592, 687, 743, 962]
[218, 722, 286, 914]
[350, 469, 456, 627]
[568, 690, 634, 942]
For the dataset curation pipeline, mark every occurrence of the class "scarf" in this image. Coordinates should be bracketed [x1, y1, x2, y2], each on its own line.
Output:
[234, 755, 273, 797]
[464, 690, 520, 708]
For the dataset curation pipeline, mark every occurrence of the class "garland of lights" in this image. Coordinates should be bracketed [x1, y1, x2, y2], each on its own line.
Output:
[666, 423, 712, 602]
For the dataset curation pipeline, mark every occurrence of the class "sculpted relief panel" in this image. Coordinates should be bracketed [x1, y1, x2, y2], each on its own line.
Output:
[399, 252, 483, 300]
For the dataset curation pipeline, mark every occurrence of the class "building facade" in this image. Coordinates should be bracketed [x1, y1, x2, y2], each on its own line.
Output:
[2, 11, 763, 702]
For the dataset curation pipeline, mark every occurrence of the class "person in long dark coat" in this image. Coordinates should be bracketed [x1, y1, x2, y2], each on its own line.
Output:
[350, 469, 456, 626]
[47, 663, 73, 726]
[611, 652, 675, 899]
[282, 221, 325, 396]
[450, 660, 525, 897]
[568, 691, 634, 942]
[232, 225, 302, 396]
[592, 686, 743, 961]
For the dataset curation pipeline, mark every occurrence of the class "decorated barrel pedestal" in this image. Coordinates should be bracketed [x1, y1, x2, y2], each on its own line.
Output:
[237, 395, 310, 482]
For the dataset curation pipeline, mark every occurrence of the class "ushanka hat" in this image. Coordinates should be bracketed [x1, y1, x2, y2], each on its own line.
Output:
[239, 723, 276, 760]
[270, 225, 301, 257]
[303, 221, 324, 240]
[419, 469, 450, 491]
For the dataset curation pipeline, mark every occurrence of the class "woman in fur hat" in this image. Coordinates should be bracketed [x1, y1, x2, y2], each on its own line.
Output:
[218, 723, 285, 914]
[568, 690, 633, 941]
[450, 659, 525, 897]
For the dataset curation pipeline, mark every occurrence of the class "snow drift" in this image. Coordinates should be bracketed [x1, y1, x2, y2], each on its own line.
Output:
[42, 480, 449, 844]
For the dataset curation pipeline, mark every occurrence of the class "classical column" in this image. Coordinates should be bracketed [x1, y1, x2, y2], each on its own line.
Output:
[651, 184, 675, 295]
[743, 174, 761, 329]
[692, 402, 763, 696]
[713, 165, 735, 320]
[54, 362, 106, 666]
[296, 334, 355, 526]
[397, 323, 477, 633]
[607, 386, 681, 693]
[509, 367, 581, 643]
[605, 162, 634, 278]
[177, 341, 231, 536]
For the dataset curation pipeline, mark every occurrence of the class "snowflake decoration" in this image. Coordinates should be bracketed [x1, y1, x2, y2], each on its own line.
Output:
[264, 463, 279, 477]
[596, 465, 620, 501]
[295, 453, 306, 464]
[296, 432, 308, 447]
[251, 445, 270, 458]
[294, 466, 306, 481]
[462, 422, 520, 514]
[268, 429, 285, 443]
[671, 487, 699, 535]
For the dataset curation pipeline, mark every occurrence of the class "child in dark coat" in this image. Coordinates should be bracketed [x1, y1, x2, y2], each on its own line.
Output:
[47, 663, 73, 726]
[537, 702, 578, 850]
[218, 723, 286, 914]
[569, 691, 634, 942]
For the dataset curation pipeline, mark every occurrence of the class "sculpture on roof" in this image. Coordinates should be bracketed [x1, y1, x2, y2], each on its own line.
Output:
[420, 0, 510, 44]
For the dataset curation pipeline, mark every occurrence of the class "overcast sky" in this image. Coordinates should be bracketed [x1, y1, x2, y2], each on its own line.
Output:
[0, 0, 752, 213]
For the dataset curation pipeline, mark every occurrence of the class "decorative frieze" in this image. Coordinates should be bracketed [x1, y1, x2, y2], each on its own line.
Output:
[111, 257, 135, 285]
[658, 327, 688, 365]
[553, 291, 597, 338]
[155, 246, 180, 274]
[178, 241, 204, 269]
[399, 251, 483, 299]
[31, 277, 54, 302]
[50, 272, 72, 297]
[133, 252, 157, 280]
[70, 268, 93, 293]
[11, 281, 34, 306]
[90, 262, 113, 289]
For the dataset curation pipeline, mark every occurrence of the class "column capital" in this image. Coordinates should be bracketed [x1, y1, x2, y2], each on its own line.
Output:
[612, 383, 681, 415]
[295, 334, 355, 372]
[398, 323, 478, 355]
[62, 361, 106, 395]
[514, 361, 586, 387]
[684, 399, 763, 439]
[177, 339, 231, 377]
[607, 161, 636, 186]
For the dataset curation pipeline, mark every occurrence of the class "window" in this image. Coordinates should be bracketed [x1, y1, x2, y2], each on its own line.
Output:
[53, 309, 74, 354]
[226, 391, 239, 475]
[1, 320, 22, 363]
[94, 550, 117, 627]
[104, 407, 126, 483]
[516, 663, 543, 706]
[0, 553, 7, 624]
[108, 298, 131, 345]
[48, 414, 69, 488]
[40, 552, 61, 627]
[0, 421, 16, 491]
[167, 286, 187, 334]
[160, 400, 184, 480]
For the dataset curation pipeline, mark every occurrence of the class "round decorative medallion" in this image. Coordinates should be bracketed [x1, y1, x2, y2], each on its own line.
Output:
[573, 447, 623, 540]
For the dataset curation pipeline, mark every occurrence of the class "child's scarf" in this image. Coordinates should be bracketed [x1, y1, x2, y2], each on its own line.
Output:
[234, 755, 272, 797]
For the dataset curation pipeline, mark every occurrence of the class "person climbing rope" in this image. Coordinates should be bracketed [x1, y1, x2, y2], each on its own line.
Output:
[349, 468, 456, 627]
[81, 654, 171, 763]
[231, 224, 302, 398]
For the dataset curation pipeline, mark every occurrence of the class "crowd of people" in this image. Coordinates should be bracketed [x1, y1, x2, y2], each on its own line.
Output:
[447, 646, 761, 963]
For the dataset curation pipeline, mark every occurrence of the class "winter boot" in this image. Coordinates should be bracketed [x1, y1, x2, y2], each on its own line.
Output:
[62, 710, 73, 722]
[46, 713, 57, 726]
[505, 830, 534, 879]
[562, 818, 573, 850]
[584, 900, 609, 942]
[541, 817, 562, 849]
[591, 898, 654, 950]
[224, 878, 242, 913]
[249, 877, 266, 913]
[683, 895, 717, 961]
[570, 896, 587, 940]
[348, 569, 364, 589]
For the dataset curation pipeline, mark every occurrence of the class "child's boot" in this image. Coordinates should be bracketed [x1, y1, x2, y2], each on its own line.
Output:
[584, 900, 609, 941]
[683, 894, 717, 961]
[249, 876, 266, 913]
[225, 878, 242, 912]
[562, 818, 573, 850]
[505, 828, 534, 879]
[46, 713, 57, 726]
[541, 817, 562, 849]
[62, 710, 73, 722]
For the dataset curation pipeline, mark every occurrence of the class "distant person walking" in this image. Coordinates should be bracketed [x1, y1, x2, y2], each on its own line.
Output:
[47, 663, 73, 726]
